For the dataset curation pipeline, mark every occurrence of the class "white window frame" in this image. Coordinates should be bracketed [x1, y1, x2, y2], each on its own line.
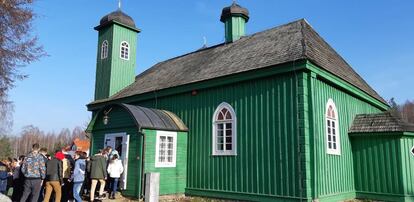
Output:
[120, 41, 130, 60]
[212, 102, 237, 156]
[101, 40, 108, 59]
[155, 131, 177, 168]
[325, 98, 341, 155]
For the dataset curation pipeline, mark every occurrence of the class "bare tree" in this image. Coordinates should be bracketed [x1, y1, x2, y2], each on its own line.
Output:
[0, 0, 46, 132]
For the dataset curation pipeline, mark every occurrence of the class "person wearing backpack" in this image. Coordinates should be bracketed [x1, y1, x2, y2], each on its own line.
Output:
[106, 154, 123, 200]
[20, 143, 47, 202]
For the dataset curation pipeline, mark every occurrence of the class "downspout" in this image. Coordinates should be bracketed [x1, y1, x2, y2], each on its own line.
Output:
[140, 128, 146, 199]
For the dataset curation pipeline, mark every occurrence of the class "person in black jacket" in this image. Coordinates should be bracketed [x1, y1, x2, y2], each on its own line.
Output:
[43, 152, 64, 202]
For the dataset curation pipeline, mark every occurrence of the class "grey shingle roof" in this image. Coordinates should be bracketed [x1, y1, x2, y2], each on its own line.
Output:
[90, 19, 386, 105]
[95, 10, 138, 31]
[349, 112, 414, 133]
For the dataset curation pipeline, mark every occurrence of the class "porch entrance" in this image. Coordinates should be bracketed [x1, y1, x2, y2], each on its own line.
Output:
[104, 133, 130, 189]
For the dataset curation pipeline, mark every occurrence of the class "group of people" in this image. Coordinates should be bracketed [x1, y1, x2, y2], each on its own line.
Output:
[0, 143, 124, 202]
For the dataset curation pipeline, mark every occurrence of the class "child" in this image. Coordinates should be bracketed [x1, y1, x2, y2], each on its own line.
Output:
[106, 155, 123, 199]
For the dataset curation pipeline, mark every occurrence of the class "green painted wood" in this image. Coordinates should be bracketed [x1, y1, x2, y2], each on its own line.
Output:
[224, 16, 246, 43]
[142, 129, 188, 195]
[400, 135, 414, 198]
[350, 134, 414, 202]
[309, 74, 383, 200]
[94, 23, 138, 100]
[126, 72, 308, 201]
[90, 106, 142, 198]
[306, 61, 388, 110]
[351, 134, 403, 196]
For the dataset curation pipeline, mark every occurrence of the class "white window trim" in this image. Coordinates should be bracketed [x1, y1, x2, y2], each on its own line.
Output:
[325, 98, 341, 155]
[212, 102, 237, 156]
[120, 41, 130, 60]
[155, 131, 177, 168]
[101, 40, 108, 59]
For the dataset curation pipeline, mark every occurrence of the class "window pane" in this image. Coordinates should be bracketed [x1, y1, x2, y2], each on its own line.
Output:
[226, 137, 232, 144]
[332, 121, 335, 127]
[226, 129, 232, 137]
[167, 149, 173, 155]
[217, 129, 223, 137]
[225, 112, 232, 120]
[217, 137, 223, 144]
[333, 143, 337, 149]
[333, 136, 336, 142]
[217, 144, 224, 150]
[218, 112, 224, 120]
[226, 144, 232, 150]
[221, 108, 228, 114]
[167, 156, 173, 162]
[327, 127, 331, 134]
[328, 135, 331, 141]
[328, 142, 332, 149]
[226, 123, 232, 129]
[327, 120, 330, 127]
[332, 129, 336, 135]
[217, 124, 223, 130]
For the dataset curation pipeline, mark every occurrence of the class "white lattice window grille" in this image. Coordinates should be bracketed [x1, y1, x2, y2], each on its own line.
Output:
[101, 40, 108, 59]
[155, 131, 177, 167]
[212, 102, 237, 156]
[326, 99, 341, 155]
[120, 41, 129, 60]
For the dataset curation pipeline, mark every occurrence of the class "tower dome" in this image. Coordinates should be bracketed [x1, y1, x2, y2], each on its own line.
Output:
[220, 2, 249, 23]
[99, 10, 136, 28]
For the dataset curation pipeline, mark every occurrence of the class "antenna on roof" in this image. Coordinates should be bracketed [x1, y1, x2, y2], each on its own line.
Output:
[118, 0, 122, 10]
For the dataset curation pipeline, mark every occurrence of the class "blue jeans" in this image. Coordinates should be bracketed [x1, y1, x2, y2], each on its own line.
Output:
[73, 182, 83, 202]
[109, 178, 119, 197]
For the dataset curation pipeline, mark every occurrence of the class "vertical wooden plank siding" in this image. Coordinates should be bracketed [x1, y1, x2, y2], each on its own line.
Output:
[310, 76, 383, 201]
[109, 24, 137, 97]
[351, 134, 404, 201]
[95, 26, 113, 100]
[95, 24, 137, 100]
[132, 72, 307, 201]
[400, 134, 414, 198]
[143, 129, 188, 195]
[91, 106, 142, 197]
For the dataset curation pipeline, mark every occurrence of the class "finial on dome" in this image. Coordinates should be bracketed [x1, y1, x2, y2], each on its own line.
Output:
[118, 0, 122, 10]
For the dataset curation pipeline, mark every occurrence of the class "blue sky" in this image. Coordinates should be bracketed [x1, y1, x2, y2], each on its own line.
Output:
[9, 0, 414, 134]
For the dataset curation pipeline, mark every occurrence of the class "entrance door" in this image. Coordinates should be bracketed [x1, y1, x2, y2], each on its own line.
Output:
[104, 133, 130, 190]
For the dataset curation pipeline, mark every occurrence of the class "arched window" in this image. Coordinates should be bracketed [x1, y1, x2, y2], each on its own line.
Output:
[120, 41, 129, 60]
[326, 99, 340, 155]
[212, 102, 237, 156]
[101, 40, 108, 59]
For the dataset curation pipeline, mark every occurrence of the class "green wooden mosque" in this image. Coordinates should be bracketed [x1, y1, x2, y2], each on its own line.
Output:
[86, 2, 414, 202]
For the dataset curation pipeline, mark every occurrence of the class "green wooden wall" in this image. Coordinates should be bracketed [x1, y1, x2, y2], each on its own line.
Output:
[95, 24, 138, 100]
[90, 106, 142, 198]
[224, 16, 246, 43]
[130, 71, 308, 201]
[351, 133, 410, 201]
[142, 129, 187, 195]
[309, 74, 383, 201]
[351, 133, 414, 202]
[400, 133, 414, 200]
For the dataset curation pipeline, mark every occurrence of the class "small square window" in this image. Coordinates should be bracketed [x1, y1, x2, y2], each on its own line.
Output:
[155, 131, 177, 167]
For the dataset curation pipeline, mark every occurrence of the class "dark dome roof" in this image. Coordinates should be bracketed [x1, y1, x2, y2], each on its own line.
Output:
[220, 2, 249, 22]
[99, 10, 136, 28]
